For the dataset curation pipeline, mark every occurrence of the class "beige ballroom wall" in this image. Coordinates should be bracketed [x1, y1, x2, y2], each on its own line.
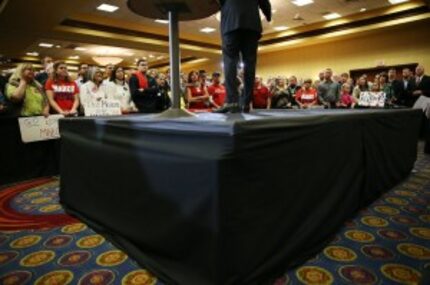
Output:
[188, 18, 430, 81]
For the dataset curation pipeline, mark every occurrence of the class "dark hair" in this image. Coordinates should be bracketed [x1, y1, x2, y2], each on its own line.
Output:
[137, 59, 148, 67]
[52, 60, 71, 83]
[109, 66, 124, 82]
[358, 75, 368, 91]
[379, 72, 388, 82]
[188, 70, 198, 84]
[41, 56, 52, 65]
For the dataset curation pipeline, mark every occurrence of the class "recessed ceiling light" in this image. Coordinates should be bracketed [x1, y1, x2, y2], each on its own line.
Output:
[292, 0, 314, 7]
[148, 55, 154, 58]
[39, 43, 53, 48]
[26, 52, 39, 57]
[274, 26, 289, 31]
[155, 19, 169, 24]
[75, 47, 87, 51]
[200, 27, 216, 33]
[360, 8, 367, 12]
[97, 4, 119, 13]
[69, 55, 80, 60]
[55, 45, 61, 48]
[272, 9, 277, 14]
[388, 0, 408, 4]
[323, 12, 341, 20]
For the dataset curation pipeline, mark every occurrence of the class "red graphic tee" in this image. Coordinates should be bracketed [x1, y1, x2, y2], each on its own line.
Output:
[45, 79, 79, 111]
[187, 86, 207, 109]
[253, 85, 271, 109]
[207, 84, 226, 107]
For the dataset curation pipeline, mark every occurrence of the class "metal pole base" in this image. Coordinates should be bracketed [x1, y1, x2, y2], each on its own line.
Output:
[155, 108, 196, 118]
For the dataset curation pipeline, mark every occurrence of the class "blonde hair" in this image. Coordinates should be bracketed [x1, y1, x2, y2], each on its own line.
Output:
[8, 63, 33, 83]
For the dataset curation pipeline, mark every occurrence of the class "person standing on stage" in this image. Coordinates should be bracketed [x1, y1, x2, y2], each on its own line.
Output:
[215, 0, 272, 113]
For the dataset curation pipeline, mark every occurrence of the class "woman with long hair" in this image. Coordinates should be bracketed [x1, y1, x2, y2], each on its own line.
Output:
[107, 66, 137, 113]
[352, 75, 369, 99]
[45, 61, 79, 116]
[6, 63, 49, 117]
[271, 77, 292, 109]
[155, 73, 171, 112]
[186, 70, 210, 109]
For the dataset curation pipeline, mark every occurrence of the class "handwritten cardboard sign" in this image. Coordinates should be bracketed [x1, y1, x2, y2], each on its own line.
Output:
[84, 99, 122, 117]
[358, 92, 386, 108]
[18, 114, 64, 143]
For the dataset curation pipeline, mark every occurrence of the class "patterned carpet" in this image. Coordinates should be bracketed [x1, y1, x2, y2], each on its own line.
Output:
[1, 152, 429, 284]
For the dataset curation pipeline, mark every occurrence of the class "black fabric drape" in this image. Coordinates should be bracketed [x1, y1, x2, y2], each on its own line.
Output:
[59, 109, 421, 285]
[0, 116, 60, 186]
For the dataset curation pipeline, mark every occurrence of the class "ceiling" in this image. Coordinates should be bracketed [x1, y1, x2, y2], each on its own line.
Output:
[0, 0, 429, 72]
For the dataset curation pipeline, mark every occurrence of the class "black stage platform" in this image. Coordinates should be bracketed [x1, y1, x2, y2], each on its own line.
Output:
[59, 109, 421, 285]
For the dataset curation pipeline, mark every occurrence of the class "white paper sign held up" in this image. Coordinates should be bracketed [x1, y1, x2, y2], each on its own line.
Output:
[18, 114, 64, 143]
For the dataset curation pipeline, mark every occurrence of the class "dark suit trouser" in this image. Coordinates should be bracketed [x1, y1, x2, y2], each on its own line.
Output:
[222, 30, 260, 106]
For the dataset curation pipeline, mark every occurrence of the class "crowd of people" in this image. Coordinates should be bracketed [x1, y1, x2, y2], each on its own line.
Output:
[0, 55, 429, 117]
[0, 57, 171, 117]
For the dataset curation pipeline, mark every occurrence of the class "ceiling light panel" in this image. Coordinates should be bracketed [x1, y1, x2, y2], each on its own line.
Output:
[97, 4, 119, 13]
[292, 0, 314, 7]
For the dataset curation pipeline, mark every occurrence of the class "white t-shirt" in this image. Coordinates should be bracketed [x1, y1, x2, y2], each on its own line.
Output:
[75, 77, 85, 89]
[106, 81, 136, 111]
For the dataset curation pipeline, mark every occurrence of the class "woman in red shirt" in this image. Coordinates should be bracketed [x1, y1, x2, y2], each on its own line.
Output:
[295, 79, 318, 109]
[186, 70, 210, 110]
[45, 61, 79, 116]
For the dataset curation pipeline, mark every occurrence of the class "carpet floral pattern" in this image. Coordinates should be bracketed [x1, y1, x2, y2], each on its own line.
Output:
[1, 154, 429, 284]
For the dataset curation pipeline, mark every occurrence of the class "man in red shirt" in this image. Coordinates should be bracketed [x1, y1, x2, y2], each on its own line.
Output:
[129, 59, 159, 113]
[295, 79, 318, 109]
[251, 76, 271, 109]
[207, 72, 226, 109]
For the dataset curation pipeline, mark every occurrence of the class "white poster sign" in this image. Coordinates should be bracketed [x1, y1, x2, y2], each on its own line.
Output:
[413, 95, 430, 118]
[18, 114, 64, 143]
[358, 92, 386, 108]
[84, 99, 122, 117]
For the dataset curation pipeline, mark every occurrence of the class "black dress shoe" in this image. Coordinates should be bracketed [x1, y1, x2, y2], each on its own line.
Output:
[242, 106, 250, 113]
[214, 103, 240, 113]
